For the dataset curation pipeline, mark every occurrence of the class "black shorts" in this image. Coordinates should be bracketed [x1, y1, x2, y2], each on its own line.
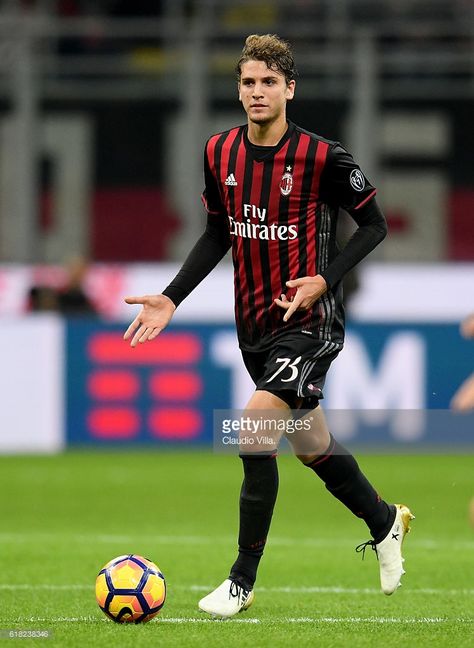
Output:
[241, 334, 342, 409]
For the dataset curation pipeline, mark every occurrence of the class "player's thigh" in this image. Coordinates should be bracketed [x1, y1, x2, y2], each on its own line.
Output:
[245, 388, 292, 410]
[240, 389, 292, 452]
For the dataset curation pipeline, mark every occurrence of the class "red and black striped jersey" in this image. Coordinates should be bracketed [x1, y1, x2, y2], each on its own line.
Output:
[202, 120, 377, 352]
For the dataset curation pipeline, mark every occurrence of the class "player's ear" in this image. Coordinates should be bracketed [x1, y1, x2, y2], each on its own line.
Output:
[285, 80, 295, 101]
[238, 82, 242, 102]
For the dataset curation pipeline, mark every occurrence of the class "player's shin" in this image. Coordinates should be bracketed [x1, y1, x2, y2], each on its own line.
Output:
[229, 453, 279, 590]
[304, 435, 395, 542]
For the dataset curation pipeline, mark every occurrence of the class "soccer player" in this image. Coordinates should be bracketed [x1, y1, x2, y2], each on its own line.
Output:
[124, 34, 414, 618]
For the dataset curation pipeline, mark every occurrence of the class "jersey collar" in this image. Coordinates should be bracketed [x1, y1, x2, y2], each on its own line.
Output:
[243, 120, 295, 161]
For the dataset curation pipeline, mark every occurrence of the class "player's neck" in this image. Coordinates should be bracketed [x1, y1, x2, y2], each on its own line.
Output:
[247, 116, 288, 146]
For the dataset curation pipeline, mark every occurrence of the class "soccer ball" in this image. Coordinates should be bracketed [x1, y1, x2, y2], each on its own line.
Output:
[95, 554, 166, 623]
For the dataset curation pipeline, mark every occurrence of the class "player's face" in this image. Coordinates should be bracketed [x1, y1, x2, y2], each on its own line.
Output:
[238, 60, 295, 125]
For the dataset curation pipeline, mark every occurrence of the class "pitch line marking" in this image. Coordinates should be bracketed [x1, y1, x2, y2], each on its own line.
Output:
[9, 616, 473, 625]
[190, 585, 474, 596]
[1, 584, 473, 596]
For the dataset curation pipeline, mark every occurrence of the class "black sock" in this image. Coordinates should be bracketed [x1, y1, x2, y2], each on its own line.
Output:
[229, 453, 279, 590]
[305, 436, 395, 543]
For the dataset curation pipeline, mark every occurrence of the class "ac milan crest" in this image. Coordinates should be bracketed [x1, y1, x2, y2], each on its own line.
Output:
[280, 166, 293, 196]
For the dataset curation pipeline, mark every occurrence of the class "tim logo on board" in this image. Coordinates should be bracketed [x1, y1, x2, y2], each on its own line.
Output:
[324, 331, 426, 441]
[212, 328, 427, 443]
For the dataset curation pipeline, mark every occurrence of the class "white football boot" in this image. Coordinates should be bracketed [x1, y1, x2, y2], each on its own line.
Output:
[356, 504, 415, 595]
[376, 504, 415, 595]
[198, 579, 255, 618]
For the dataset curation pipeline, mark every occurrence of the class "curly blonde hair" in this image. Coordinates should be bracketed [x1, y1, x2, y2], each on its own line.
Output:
[236, 34, 297, 85]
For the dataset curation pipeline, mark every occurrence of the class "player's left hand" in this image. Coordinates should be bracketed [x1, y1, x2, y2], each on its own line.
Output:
[274, 275, 328, 322]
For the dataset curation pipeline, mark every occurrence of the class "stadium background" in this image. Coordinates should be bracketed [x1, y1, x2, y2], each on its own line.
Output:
[0, 0, 473, 451]
[0, 1, 473, 646]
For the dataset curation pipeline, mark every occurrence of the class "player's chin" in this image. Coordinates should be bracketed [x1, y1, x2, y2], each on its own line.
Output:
[248, 115, 273, 127]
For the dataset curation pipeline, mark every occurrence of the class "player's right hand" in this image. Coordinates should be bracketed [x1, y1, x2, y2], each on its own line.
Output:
[123, 294, 176, 347]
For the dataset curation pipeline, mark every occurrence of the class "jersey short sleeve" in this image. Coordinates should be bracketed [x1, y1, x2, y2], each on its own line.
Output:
[320, 143, 377, 211]
[201, 142, 227, 216]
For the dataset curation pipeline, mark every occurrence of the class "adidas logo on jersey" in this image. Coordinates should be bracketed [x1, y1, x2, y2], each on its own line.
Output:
[225, 173, 238, 186]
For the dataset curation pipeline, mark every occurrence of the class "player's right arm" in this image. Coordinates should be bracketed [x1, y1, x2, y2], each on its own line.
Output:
[123, 140, 230, 347]
[123, 294, 176, 347]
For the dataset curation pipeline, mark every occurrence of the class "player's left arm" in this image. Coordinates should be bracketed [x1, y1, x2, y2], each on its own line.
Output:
[318, 196, 387, 290]
[275, 144, 387, 322]
[275, 198, 386, 321]
[317, 143, 388, 290]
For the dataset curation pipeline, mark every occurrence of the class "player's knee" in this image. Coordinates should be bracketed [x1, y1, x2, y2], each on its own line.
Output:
[296, 453, 319, 465]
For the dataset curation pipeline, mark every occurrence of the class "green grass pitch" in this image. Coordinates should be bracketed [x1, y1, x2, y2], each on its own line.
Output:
[0, 450, 472, 647]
